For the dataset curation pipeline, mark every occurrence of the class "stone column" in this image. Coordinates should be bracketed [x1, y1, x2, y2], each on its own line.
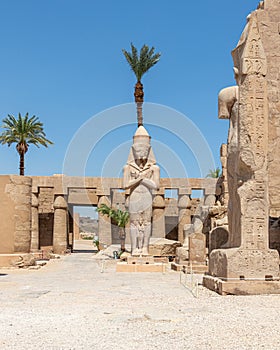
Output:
[97, 196, 112, 246]
[11, 175, 32, 253]
[3, 175, 32, 253]
[178, 195, 191, 244]
[68, 205, 74, 251]
[53, 195, 68, 254]
[30, 193, 39, 252]
[152, 195, 165, 238]
[74, 213, 80, 240]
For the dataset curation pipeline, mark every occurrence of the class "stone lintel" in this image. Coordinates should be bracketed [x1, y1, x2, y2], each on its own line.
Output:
[178, 187, 191, 195]
[96, 188, 111, 196]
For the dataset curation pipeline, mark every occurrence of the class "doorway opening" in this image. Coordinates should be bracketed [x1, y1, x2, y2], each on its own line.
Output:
[69, 205, 98, 253]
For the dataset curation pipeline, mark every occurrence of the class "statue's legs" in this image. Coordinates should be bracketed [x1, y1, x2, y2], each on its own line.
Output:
[142, 223, 151, 255]
[130, 222, 138, 255]
[137, 230, 144, 251]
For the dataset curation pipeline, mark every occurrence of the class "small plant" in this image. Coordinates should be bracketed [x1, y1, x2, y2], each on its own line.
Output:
[206, 167, 222, 178]
[93, 237, 100, 251]
[82, 236, 93, 240]
[96, 204, 129, 252]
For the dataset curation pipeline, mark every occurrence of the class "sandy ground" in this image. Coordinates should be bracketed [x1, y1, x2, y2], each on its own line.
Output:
[1, 240, 280, 350]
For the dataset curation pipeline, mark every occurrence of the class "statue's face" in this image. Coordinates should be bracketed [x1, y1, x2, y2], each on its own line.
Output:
[132, 143, 150, 161]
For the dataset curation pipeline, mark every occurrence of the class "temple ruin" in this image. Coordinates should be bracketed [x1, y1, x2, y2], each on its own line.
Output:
[1, 0, 280, 295]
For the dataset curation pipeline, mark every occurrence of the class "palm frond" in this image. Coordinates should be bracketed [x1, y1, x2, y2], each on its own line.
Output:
[122, 43, 161, 82]
[206, 167, 222, 178]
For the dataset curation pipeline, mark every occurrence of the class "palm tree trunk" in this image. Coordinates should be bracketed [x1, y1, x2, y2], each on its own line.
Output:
[19, 152, 25, 176]
[136, 102, 143, 127]
[134, 81, 144, 127]
[119, 227, 126, 251]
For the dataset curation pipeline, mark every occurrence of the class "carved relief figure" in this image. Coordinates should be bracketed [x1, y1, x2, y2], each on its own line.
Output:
[123, 126, 160, 255]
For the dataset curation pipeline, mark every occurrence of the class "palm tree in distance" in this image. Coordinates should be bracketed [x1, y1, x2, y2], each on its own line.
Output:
[122, 43, 161, 126]
[0, 113, 53, 176]
[206, 167, 222, 178]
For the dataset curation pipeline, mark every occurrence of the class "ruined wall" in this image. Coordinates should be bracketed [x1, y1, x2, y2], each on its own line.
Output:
[0, 175, 218, 254]
[0, 175, 31, 253]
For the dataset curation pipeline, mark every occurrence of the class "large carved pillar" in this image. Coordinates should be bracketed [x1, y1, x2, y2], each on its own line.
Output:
[53, 195, 68, 254]
[97, 195, 112, 246]
[152, 195, 165, 238]
[177, 194, 191, 243]
[204, 6, 280, 294]
[30, 193, 39, 252]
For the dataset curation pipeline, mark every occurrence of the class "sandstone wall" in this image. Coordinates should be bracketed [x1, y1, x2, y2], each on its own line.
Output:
[0, 175, 32, 253]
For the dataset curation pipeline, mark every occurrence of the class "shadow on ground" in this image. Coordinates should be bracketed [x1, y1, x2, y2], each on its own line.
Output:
[72, 249, 97, 254]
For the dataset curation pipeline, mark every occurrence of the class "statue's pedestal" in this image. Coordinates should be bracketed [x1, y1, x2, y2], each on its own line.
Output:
[116, 256, 167, 273]
[203, 275, 280, 296]
[171, 239, 208, 274]
[171, 262, 208, 274]
[203, 248, 280, 295]
[127, 256, 155, 264]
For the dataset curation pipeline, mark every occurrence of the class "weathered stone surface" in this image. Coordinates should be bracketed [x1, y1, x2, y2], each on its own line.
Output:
[14, 254, 36, 268]
[0, 176, 32, 254]
[189, 232, 206, 263]
[53, 195, 68, 254]
[205, 2, 280, 294]
[175, 246, 188, 264]
[203, 275, 280, 296]
[148, 238, 181, 257]
[209, 226, 229, 254]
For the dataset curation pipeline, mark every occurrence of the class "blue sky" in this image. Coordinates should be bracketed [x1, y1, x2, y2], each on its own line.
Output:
[0, 0, 259, 180]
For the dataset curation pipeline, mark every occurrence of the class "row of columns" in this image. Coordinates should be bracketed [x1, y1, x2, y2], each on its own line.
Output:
[30, 190, 217, 253]
[30, 193, 68, 254]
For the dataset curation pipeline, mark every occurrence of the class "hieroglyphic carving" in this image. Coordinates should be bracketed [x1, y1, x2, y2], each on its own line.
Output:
[240, 17, 267, 76]
[205, 0, 280, 289]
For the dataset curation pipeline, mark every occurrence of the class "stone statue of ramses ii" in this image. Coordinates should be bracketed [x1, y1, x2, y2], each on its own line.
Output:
[123, 126, 160, 256]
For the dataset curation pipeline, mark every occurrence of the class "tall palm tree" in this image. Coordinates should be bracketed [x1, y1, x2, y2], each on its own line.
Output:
[206, 167, 222, 178]
[0, 113, 53, 176]
[122, 43, 161, 126]
[97, 203, 130, 252]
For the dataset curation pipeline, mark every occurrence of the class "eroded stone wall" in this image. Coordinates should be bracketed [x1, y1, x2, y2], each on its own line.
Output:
[0, 175, 31, 253]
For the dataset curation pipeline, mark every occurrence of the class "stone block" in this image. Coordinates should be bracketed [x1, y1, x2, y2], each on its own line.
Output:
[148, 238, 181, 256]
[127, 256, 155, 264]
[175, 246, 188, 264]
[189, 232, 206, 263]
[203, 275, 280, 296]
[116, 262, 166, 273]
[209, 248, 280, 280]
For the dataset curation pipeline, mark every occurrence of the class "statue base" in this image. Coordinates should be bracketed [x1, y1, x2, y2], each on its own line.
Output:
[171, 262, 208, 274]
[204, 247, 280, 295]
[203, 275, 280, 295]
[116, 256, 167, 273]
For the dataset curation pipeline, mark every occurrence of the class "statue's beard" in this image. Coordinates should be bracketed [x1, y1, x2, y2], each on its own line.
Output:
[136, 158, 147, 168]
